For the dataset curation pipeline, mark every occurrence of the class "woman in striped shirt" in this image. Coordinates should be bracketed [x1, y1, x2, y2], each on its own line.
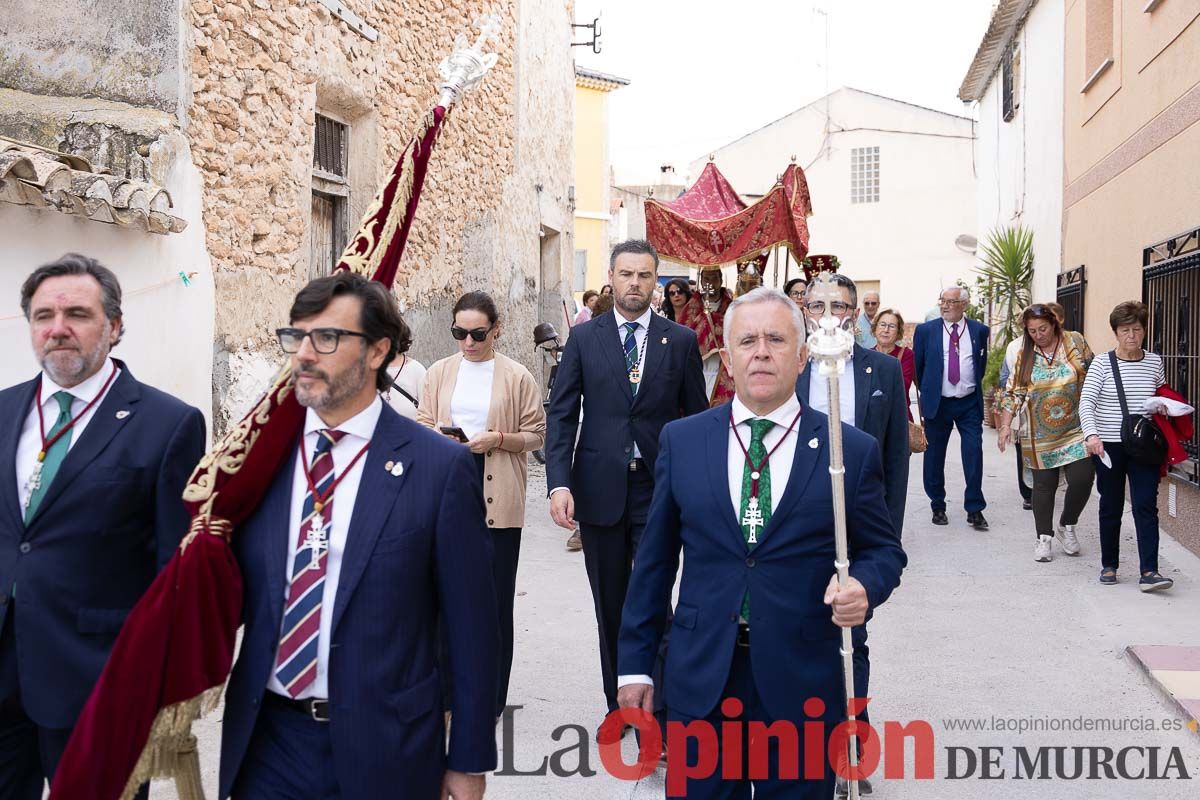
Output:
[1078, 301, 1171, 591]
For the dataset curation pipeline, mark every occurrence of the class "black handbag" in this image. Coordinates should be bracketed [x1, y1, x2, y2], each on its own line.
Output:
[1109, 351, 1167, 466]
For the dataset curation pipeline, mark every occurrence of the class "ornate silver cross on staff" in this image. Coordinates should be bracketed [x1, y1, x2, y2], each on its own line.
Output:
[805, 271, 863, 800]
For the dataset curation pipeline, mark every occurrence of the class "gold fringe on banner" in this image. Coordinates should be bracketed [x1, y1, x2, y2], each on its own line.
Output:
[120, 686, 224, 800]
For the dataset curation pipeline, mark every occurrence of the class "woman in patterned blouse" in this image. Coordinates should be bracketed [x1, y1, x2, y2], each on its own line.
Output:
[996, 304, 1095, 563]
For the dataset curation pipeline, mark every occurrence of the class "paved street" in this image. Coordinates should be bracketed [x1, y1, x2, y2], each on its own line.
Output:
[163, 427, 1200, 798]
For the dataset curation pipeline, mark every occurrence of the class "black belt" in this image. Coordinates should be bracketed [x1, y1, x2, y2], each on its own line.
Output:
[628, 458, 647, 472]
[736, 623, 751, 648]
[266, 691, 331, 722]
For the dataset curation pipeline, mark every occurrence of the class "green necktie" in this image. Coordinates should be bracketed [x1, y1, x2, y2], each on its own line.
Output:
[24, 391, 75, 524]
[738, 418, 774, 621]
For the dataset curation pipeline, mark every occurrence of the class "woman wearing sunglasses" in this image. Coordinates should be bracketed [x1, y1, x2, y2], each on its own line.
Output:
[418, 291, 546, 718]
[996, 304, 1095, 563]
[659, 277, 691, 322]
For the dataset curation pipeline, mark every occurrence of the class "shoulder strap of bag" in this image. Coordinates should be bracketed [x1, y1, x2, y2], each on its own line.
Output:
[1109, 350, 1130, 417]
[390, 356, 419, 408]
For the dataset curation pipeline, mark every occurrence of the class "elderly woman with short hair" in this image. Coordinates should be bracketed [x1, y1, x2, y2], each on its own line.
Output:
[1078, 301, 1171, 591]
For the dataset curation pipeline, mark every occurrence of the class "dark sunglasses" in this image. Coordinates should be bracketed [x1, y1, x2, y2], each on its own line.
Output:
[451, 325, 494, 342]
[667, 289, 684, 296]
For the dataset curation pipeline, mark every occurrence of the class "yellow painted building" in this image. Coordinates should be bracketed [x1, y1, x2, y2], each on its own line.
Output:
[574, 66, 629, 296]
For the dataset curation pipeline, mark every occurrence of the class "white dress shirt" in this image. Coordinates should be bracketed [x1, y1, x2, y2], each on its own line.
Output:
[619, 392, 803, 689]
[15, 358, 121, 507]
[266, 395, 382, 699]
[940, 318, 976, 398]
[806, 351, 856, 428]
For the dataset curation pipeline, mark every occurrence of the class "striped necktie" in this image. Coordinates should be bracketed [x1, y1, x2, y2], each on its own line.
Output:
[274, 429, 345, 697]
[738, 418, 774, 621]
[623, 320, 640, 395]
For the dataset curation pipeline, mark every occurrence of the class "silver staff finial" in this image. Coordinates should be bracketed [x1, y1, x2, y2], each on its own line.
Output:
[438, 13, 501, 109]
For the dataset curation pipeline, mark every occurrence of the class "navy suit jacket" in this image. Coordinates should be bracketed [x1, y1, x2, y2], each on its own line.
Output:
[796, 345, 909, 534]
[912, 317, 990, 419]
[219, 403, 498, 799]
[618, 404, 906, 724]
[545, 311, 707, 525]
[0, 363, 205, 728]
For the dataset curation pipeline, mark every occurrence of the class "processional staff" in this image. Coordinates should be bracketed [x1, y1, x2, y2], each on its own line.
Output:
[805, 271, 862, 800]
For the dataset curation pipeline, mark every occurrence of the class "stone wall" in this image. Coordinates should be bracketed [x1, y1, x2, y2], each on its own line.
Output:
[0, 0, 182, 112]
[188, 0, 575, 431]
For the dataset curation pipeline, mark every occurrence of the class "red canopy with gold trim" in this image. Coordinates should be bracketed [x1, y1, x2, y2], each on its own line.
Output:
[645, 161, 813, 269]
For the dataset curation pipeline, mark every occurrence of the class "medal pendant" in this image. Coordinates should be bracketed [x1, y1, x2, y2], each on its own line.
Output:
[22, 462, 43, 511]
[742, 496, 765, 544]
[629, 368, 641, 385]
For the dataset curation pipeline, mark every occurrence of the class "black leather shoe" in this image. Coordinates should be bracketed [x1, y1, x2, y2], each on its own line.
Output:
[968, 512, 989, 531]
[931, 510, 949, 525]
[1022, 499, 1033, 510]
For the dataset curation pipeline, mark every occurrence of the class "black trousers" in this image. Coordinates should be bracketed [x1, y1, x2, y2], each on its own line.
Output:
[1016, 442, 1032, 502]
[0, 613, 147, 800]
[1095, 442, 1162, 573]
[1031, 458, 1094, 538]
[491, 526, 521, 717]
[666, 643, 836, 799]
[580, 467, 669, 721]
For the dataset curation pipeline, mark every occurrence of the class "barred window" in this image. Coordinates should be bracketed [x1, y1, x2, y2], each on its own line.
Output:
[310, 113, 350, 279]
[850, 146, 879, 204]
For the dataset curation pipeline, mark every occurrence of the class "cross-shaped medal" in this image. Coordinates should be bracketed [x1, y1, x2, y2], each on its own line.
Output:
[21, 459, 44, 513]
[742, 495, 765, 544]
[302, 521, 328, 571]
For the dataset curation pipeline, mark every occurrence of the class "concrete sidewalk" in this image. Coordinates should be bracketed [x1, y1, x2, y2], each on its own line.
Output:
[158, 429, 1200, 798]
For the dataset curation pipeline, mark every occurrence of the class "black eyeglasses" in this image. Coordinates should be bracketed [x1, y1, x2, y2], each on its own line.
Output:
[805, 300, 852, 314]
[276, 327, 370, 354]
[667, 289, 684, 297]
[451, 325, 494, 342]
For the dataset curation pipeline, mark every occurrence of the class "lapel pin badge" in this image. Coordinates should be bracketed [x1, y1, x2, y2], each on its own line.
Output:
[808, 437, 819, 449]
[391, 462, 404, 477]
[865, 366, 873, 374]
[115, 410, 130, 419]
[661, 337, 668, 344]
[384, 460, 394, 472]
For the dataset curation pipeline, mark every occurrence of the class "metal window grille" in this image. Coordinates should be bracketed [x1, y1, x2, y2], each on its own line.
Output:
[850, 146, 879, 204]
[1001, 45, 1017, 122]
[314, 114, 348, 177]
[1143, 226, 1200, 485]
[1056, 265, 1086, 333]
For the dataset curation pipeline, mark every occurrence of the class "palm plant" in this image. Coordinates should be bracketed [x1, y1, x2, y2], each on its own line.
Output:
[975, 225, 1034, 348]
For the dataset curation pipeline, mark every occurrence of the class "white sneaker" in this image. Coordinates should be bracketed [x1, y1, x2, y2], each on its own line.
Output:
[1034, 535, 1053, 562]
[1055, 524, 1081, 556]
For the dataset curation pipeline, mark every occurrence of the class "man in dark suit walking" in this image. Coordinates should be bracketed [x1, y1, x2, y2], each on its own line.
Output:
[913, 286, 991, 530]
[794, 273, 908, 796]
[0, 254, 206, 799]
[545, 239, 707, 730]
[219, 272, 498, 800]
[618, 287, 906, 797]
[795, 274, 909, 534]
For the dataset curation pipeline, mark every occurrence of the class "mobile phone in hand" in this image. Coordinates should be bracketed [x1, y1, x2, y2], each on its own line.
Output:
[439, 425, 469, 443]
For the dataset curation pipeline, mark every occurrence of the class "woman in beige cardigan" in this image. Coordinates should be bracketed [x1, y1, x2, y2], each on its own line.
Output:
[418, 291, 546, 718]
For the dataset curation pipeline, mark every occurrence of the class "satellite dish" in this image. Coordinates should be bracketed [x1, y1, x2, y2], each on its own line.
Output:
[955, 234, 978, 254]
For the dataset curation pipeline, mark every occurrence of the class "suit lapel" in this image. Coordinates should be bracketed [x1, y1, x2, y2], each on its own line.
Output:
[757, 407, 824, 548]
[263, 448, 300, 627]
[26, 368, 140, 530]
[633, 315, 670, 408]
[0, 377, 39, 533]
[853, 346, 871, 428]
[331, 409, 411, 634]
[595, 312, 634, 404]
[705, 409, 742, 548]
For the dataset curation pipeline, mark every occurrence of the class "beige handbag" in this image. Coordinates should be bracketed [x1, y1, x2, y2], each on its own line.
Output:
[908, 384, 928, 453]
